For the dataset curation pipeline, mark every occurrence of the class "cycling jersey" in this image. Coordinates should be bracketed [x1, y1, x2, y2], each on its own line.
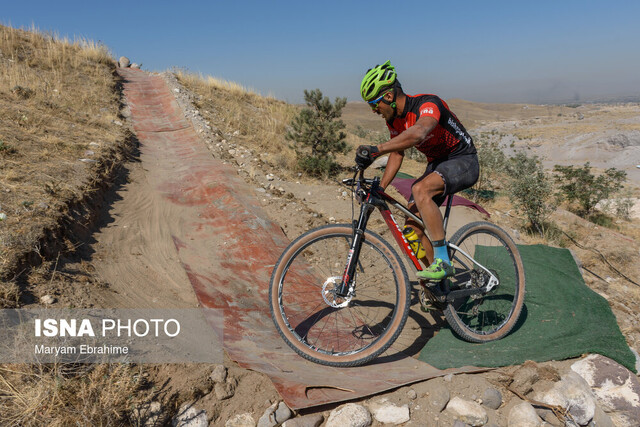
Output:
[386, 94, 475, 162]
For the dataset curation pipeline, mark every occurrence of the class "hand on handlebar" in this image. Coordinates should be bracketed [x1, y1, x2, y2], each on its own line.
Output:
[355, 145, 380, 170]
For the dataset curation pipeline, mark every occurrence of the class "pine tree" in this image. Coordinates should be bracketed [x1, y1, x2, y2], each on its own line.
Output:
[286, 89, 349, 177]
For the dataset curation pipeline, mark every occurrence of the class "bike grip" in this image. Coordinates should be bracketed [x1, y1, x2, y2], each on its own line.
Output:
[357, 146, 369, 157]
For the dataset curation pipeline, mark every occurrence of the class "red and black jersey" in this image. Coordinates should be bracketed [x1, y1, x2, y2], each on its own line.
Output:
[387, 94, 475, 162]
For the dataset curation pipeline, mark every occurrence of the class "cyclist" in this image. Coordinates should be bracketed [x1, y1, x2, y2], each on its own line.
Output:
[355, 60, 479, 281]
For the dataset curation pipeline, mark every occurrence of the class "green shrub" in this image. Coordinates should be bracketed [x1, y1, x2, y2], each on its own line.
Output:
[473, 135, 507, 197]
[505, 152, 555, 236]
[553, 162, 627, 217]
[286, 89, 349, 178]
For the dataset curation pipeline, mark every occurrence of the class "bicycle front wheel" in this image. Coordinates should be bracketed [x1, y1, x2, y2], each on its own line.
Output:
[444, 221, 525, 342]
[269, 224, 410, 367]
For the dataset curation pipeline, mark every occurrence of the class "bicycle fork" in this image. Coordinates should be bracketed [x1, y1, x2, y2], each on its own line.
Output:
[336, 200, 375, 298]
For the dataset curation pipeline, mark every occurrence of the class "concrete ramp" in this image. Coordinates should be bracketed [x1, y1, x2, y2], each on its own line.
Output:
[117, 68, 478, 410]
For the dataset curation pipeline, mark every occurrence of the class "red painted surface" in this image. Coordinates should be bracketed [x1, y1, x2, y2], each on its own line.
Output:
[117, 69, 482, 410]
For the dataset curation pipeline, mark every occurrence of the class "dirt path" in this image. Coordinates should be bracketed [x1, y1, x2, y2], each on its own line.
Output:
[87, 72, 200, 309]
[90, 157, 199, 309]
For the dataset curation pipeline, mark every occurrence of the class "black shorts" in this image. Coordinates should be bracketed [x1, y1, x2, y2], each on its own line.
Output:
[410, 146, 479, 207]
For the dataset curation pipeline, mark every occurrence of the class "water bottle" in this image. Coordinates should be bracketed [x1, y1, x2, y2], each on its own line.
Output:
[403, 226, 426, 259]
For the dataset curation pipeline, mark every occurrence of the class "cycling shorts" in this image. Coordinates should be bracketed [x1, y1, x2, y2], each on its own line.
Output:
[409, 148, 479, 207]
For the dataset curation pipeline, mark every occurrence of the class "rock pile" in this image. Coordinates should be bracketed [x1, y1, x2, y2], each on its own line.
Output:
[129, 355, 637, 426]
[117, 56, 141, 69]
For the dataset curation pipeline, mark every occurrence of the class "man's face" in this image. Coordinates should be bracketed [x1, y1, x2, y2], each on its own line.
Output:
[371, 91, 394, 121]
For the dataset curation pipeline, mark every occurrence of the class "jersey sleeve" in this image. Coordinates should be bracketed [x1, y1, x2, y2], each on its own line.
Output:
[418, 102, 441, 121]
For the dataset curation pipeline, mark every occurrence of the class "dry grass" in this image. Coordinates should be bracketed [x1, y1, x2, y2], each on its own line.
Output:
[0, 23, 144, 425]
[0, 363, 146, 426]
[175, 70, 305, 176]
[0, 24, 122, 285]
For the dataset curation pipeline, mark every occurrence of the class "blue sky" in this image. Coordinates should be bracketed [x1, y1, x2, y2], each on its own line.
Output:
[3, 1, 640, 104]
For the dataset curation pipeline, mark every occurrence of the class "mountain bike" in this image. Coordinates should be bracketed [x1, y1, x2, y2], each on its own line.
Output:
[269, 168, 525, 367]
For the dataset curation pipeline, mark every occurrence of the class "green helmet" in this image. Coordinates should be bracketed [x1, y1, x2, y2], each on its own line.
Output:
[360, 60, 397, 101]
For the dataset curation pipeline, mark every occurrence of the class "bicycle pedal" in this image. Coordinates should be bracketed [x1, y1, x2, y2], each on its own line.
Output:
[419, 286, 446, 312]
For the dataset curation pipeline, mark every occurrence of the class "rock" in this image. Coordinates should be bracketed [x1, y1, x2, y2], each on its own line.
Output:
[210, 364, 227, 383]
[430, 384, 451, 412]
[132, 401, 164, 426]
[536, 371, 596, 426]
[215, 379, 236, 400]
[274, 402, 292, 424]
[257, 402, 277, 427]
[118, 56, 130, 68]
[40, 295, 56, 305]
[258, 401, 291, 427]
[482, 388, 502, 410]
[452, 421, 469, 427]
[446, 397, 488, 427]
[131, 63, 142, 69]
[630, 348, 640, 374]
[282, 413, 324, 427]
[225, 413, 255, 427]
[590, 405, 615, 427]
[508, 402, 543, 427]
[326, 403, 372, 427]
[571, 354, 640, 427]
[535, 406, 566, 427]
[368, 399, 410, 424]
[511, 364, 539, 395]
[370, 155, 388, 169]
[172, 403, 207, 427]
[534, 407, 564, 427]
[407, 389, 417, 400]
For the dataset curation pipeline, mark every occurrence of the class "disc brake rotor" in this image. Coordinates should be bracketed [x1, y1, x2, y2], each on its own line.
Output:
[322, 276, 353, 308]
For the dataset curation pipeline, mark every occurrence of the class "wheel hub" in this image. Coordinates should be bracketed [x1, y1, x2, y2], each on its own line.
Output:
[322, 276, 353, 308]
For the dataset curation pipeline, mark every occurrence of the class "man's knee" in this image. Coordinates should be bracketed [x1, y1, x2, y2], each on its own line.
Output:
[412, 174, 444, 203]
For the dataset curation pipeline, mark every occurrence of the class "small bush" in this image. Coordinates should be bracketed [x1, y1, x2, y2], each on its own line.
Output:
[505, 152, 555, 236]
[553, 162, 627, 217]
[473, 135, 507, 197]
[286, 89, 349, 178]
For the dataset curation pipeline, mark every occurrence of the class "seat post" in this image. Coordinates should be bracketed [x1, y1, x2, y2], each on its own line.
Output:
[442, 195, 454, 237]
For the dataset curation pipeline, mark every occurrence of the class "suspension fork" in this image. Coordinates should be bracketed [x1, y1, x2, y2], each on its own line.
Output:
[336, 199, 375, 297]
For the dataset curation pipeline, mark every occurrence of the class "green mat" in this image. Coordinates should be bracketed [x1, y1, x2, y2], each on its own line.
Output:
[418, 244, 636, 373]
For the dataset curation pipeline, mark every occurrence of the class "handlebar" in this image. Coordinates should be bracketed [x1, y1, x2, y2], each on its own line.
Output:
[342, 169, 381, 195]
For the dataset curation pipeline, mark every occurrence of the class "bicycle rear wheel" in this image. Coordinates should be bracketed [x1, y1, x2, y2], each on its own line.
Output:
[444, 221, 525, 342]
[269, 224, 410, 367]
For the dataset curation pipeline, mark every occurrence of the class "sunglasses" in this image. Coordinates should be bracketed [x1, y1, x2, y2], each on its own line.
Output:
[368, 91, 389, 110]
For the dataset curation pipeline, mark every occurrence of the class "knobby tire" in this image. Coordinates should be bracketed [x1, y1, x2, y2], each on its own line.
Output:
[444, 221, 526, 342]
[269, 224, 411, 367]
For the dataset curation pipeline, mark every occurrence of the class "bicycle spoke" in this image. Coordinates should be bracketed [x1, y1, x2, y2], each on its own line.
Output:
[270, 226, 410, 364]
[444, 222, 525, 342]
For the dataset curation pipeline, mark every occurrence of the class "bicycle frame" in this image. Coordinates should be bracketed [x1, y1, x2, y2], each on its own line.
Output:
[337, 174, 454, 296]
